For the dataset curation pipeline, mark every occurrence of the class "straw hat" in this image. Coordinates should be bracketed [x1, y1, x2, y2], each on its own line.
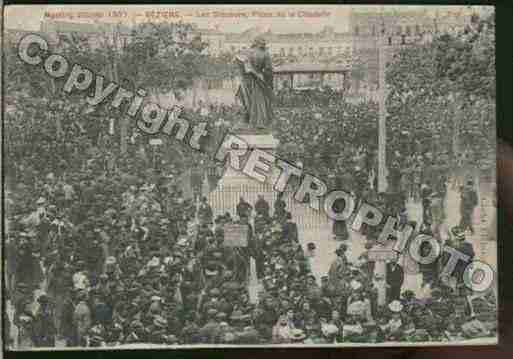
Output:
[388, 300, 404, 313]
[321, 323, 339, 337]
[290, 329, 306, 341]
[350, 280, 362, 291]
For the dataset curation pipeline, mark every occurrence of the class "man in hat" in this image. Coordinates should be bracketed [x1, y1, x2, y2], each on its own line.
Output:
[72, 260, 90, 292]
[459, 180, 478, 234]
[289, 328, 307, 343]
[73, 291, 92, 346]
[33, 294, 56, 347]
[236, 197, 253, 220]
[452, 227, 475, 292]
[421, 184, 434, 228]
[198, 196, 213, 225]
[255, 194, 270, 219]
[274, 192, 287, 222]
[271, 312, 294, 343]
[383, 300, 404, 341]
[386, 258, 404, 303]
[281, 212, 298, 243]
[17, 312, 36, 348]
[198, 308, 220, 344]
[328, 243, 349, 295]
[182, 315, 201, 343]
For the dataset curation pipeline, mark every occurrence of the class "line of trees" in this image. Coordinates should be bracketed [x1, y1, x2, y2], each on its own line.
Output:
[385, 11, 495, 177]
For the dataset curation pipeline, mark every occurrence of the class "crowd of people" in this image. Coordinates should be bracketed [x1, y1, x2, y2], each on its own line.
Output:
[4, 85, 496, 348]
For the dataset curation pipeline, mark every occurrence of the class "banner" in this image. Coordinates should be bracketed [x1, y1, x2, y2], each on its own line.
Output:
[223, 224, 248, 247]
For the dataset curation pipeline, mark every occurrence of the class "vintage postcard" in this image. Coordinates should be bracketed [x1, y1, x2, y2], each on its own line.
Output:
[2, 4, 497, 349]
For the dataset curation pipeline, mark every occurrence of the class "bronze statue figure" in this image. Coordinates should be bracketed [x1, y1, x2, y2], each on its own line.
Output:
[235, 36, 274, 129]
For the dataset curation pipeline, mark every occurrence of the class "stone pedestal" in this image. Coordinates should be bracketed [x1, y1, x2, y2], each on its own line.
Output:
[207, 133, 280, 218]
[221, 134, 280, 182]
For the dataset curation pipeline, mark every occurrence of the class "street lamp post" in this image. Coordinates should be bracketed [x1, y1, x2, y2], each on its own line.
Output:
[377, 29, 389, 193]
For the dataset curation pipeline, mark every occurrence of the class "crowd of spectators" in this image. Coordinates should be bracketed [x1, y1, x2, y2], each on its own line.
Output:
[4, 88, 496, 348]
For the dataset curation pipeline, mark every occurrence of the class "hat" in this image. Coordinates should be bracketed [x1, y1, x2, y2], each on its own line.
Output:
[105, 256, 117, 266]
[212, 251, 223, 259]
[230, 310, 250, 321]
[350, 280, 362, 291]
[130, 320, 144, 330]
[89, 335, 104, 345]
[148, 257, 160, 267]
[431, 288, 442, 298]
[177, 237, 189, 246]
[402, 290, 416, 300]
[36, 197, 46, 204]
[205, 268, 220, 276]
[124, 332, 140, 343]
[216, 312, 227, 320]
[89, 325, 104, 336]
[153, 316, 168, 328]
[151, 295, 162, 302]
[289, 329, 306, 341]
[17, 282, 29, 290]
[347, 300, 366, 316]
[335, 243, 348, 254]
[207, 308, 218, 317]
[223, 332, 237, 343]
[451, 226, 465, 240]
[19, 314, 33, 323]
[388, 300, 404, 313]
[164, 334, 179, 344]
[321, 323, 339, 337]
[37, 294, 50, 305]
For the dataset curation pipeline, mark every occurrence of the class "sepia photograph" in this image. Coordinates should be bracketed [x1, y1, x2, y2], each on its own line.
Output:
[2, 4, 498, 349]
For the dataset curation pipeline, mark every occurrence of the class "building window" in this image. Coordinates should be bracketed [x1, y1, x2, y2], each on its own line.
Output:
[298, 46, 303, 55]
[396, 26, 402, 35]
[401, 34, 406, 45]
[309, 47, 314, 55]
[354, 25, 359, 35]
[280, 47, 285, 56]
[289, 47, 294, 55]
[388, 37, 392, 45]
[327, 47, 332, 55]
[319, 47, 324, 55]
[405, 26, 411, 36]
[372, 25, 376, 36]
[231, 46, 236, 52]
[415, 25, 421, 35]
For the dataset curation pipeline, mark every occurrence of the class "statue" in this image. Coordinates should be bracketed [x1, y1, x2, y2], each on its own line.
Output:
[235, 36, 274, 130]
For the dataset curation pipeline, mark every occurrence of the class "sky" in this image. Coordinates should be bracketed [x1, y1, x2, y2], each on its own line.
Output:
[4, 5, 491, 34]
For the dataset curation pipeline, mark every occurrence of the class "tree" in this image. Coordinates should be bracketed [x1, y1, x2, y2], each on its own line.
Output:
[385, 11, 495, 177]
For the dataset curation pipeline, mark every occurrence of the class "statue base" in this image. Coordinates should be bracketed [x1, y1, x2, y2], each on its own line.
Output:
[207, 132, 279, 217]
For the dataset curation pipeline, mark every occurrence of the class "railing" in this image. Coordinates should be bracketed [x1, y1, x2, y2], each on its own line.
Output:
[207, 181, 332, 230]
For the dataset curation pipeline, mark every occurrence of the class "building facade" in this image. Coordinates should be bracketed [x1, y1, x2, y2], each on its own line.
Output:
[350, 8, 473, 88]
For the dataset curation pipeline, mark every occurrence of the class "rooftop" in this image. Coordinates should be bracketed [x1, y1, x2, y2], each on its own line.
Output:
[274, 63, 350, 73]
